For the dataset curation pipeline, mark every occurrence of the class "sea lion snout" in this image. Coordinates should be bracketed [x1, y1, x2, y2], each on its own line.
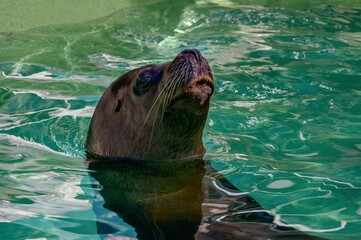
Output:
[166, 49, 214, 112]
[179, 48, 202, 62]
[170, 49, 212, 82]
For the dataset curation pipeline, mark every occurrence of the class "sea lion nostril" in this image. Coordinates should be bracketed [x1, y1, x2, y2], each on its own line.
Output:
[181, 49, 202, 62]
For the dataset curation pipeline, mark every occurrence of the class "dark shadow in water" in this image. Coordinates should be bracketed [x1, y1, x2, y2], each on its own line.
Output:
[87, 158, 325, 240]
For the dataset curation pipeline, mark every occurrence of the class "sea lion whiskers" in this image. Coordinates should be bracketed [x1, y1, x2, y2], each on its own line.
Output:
[163, 74, 182, 106]
[148, 90, 169, 151]
[167, 59, 193, 102]
[136, 78, 174, 142]
[147, 70, 190, 150]
[161, 61, 193, 113]
[160, 72, 185, 119]
[148, 75, 184, 149]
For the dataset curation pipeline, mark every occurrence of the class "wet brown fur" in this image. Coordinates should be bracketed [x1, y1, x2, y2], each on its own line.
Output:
[86, 50, 214, 160]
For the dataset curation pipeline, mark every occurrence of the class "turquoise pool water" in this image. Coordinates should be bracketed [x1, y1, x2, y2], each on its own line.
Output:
[0, 0, 360, 239]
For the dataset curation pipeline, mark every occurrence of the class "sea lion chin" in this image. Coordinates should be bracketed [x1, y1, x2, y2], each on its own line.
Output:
[85, 49, 214, 160]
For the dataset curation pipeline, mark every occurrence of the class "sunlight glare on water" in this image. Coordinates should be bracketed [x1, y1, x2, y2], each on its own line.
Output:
[0, 0, 360, 239]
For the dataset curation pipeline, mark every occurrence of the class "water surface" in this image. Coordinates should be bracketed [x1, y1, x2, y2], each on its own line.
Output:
[0, 0, 360, 239]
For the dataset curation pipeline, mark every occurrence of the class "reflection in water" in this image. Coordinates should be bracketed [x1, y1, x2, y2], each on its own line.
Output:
[87, 158, 324, 240]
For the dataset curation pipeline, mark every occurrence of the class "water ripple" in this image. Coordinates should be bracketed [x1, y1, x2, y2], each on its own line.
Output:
[0, 1, 360, 239]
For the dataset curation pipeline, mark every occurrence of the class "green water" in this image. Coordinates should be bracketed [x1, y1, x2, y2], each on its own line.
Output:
[0, 0, 360, 239]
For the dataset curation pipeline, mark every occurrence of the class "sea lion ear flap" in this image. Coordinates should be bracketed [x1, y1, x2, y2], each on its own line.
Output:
[114, 99, 122, 112]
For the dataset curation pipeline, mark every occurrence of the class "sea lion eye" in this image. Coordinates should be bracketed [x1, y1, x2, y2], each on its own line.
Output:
[133, 65, 163, 96]
[138, 74, 152, 88]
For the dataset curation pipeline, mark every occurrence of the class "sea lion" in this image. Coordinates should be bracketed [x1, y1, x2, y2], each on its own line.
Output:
[85, 49, 214, 160]
[85, 50, 325, 239]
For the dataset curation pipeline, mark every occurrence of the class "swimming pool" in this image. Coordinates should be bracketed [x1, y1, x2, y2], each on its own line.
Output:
[0, 0, 360, 239]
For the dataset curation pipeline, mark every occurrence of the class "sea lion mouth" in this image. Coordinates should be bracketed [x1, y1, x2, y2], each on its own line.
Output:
[167, 76, 214, 111]
[185, 77, 214, 103]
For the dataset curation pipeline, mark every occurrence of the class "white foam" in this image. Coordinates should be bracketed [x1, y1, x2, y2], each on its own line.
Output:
[267, 180, 295, 189]
[13, 89, 77, 100]
[89, 53, 164, 66]
[0, 134, 72, 157]
[212, 180, 249, 197]
[1, 70, 91, 81]
[294, 173, 361, 189]
[232, 101, 257, 108]
[284, 152, 319, 157]
[50, 106, 95, 118]
[274, 216, 347, 233]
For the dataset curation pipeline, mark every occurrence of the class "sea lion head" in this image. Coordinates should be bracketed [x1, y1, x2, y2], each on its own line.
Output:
[86, 49, 214, 160]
